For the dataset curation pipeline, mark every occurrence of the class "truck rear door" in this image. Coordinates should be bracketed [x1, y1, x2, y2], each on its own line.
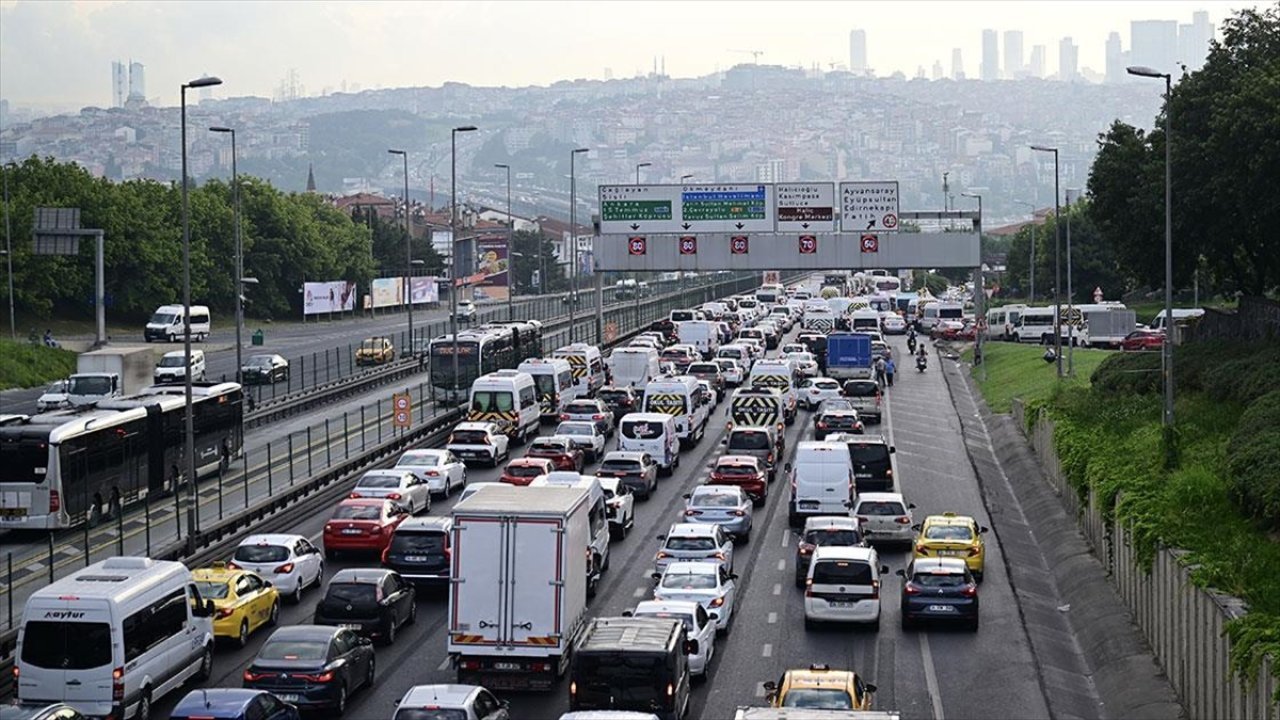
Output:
[507, 517, 565, 647]
[451, 516, 507, 645]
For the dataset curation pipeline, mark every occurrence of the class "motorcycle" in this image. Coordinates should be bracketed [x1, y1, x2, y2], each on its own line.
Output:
[916, 355, 928, 373]
[906, 336, 917, 355]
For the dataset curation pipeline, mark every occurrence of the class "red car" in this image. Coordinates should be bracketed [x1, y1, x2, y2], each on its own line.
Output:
[526, 436, 585, 471]
[708, 455, 768, 507]
[322, 498, 409, 559]
[501, 457, 555, 486]
[1121, 329, 1165, 351]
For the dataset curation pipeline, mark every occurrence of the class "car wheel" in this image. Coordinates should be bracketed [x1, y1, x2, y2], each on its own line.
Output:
[383, 616, 397, 645]
[366, 657, 376, 688]
[314, 563, 326, 588]
[136, 692, 152, 720]
[237, 619, 250, 648]
[196, 643, 213, 680]
[291, 580, 304, 605]
[974, 570, 984, 583]
[268, 600, 280, 626]
[333, 684, 348, 716]
[407, 601, 417, 625]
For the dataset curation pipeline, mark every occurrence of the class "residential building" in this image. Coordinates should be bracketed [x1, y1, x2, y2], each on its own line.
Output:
[1131, 20, 1178, 75]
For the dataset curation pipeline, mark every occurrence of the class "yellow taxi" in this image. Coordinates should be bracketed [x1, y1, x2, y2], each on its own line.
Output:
[763, 664, 876, 710]
[192, 562, 280, 647]
[913, 512, 989, 580]
[355, 336, 395, 366]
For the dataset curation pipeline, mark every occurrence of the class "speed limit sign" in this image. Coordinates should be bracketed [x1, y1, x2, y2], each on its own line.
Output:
[679, 236, 697, 255]
[628, 236, 647, 255]
[798, 235, 817, 254]
[730, 236, 749, 255]
[392, 393, 412, 428]
[860, 233, 879, 253]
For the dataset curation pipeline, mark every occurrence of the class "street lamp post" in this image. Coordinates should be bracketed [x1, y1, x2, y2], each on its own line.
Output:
[494, 163, 513, 320]
[1031, 145, 1063, 378]
[2, 163, 14, 340]
[209, 127, 241, 382]
[1065, 188, 1078, 375]
[181, 75, 222, 550]
[388, 149, 412, 352]
[1015, 200, 1036, 301]
[635, 162, 651, 184]
[569, 148, 588, 343]
[1128, 65, 1175, 430]
[450, 126, 477, 400]
[680, 174, 694, 182]
[962, 192, 984, 380]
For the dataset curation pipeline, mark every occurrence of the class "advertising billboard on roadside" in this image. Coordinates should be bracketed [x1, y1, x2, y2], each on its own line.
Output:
[472, 235, 510, 301]
[303, 281, 358, 315]
[410, 276, 439, 305]
[371, 277, 404, 308]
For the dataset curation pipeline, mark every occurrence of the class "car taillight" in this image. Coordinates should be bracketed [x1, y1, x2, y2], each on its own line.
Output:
[904, 582, 921, 595]
[817, 421, 828, 429]
[298, 671, 335, 683]
[895, 516, 911, 525]
[274, 562, 295, 574]
[592, 414, 605, 420]
[685, 510, 703, 516]
[427, 470, 440, 476]
[349, 492, 364, 499]
[216, 607, 234, 619]
[799, 543, 813, 555]
[916, 544, 927, 554]
[968, 547, 981, 556]
[709, 597, 725, 608]
[559, 413, 570, 420]
[875, 393, 882, 406]
[731, 510, 746, 516]
[657, 551, 670, 559]
[387, 492, 402, 500]
[886, 468, 893, 477]
[871, 579, 880, 599]
[370, 526, 382, 535]
[112, 667, 124, 700]
[961, 584, 978, 597]
[244, 669, 268, 682]
[49, 490, 60, 512]
[324, 524, 336, 534]
[804, 578, 813, 597]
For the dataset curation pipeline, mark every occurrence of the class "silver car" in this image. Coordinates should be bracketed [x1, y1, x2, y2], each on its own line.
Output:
[680, 485, 753, 542]
[560, 398, 616, 437]
[654, 522, 735, 576]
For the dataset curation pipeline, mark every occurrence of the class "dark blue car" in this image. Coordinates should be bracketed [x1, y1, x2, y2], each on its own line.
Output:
[898, 557, 980, 630]
[170, 689, 300, 720]
[243, 625, 376, 715]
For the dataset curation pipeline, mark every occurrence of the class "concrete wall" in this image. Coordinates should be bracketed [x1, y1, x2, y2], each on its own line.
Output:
[1014, 400, 1278, 720]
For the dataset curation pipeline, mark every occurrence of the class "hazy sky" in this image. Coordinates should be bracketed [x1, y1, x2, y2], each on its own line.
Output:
[0, 0, 1250, 110]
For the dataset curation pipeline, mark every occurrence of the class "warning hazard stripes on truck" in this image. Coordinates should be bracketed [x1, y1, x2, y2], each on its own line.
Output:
[467, 409, 517, 432]
[729, 389, 783, 428]
[645, 394, 686, 416]
[804, 317, 836, 334]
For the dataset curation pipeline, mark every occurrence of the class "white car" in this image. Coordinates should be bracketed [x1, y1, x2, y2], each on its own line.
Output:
[882, 315, 908, 334]
[783, 351, 820, 378]
[714, 358, 744, 386]
[396, 448, 467, 496]
[800, 377, 844, 410]
[629, 599, 717, 678]
[597, 477, 636, 540]
[35, 379, 69, 412]
[350, 468, 432, 515]
[652, 561, 737, 633]
[154, 349, 206, 383]
[395, 684, 509, 720]
[554, 420, 607, 462]
[779, 343, 807, 356]
[446, 421, 511, 467]
[696, 379, 720, 408]
[230, 533, 325, 604]
[560, 398, 616, 437]
[851, 492, 916, 545]
[456, 299, 478, 323]
[655, 523, 735, 576]
[803, 546, 886, 630]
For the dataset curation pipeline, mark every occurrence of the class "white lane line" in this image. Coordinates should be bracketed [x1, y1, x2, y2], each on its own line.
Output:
[632, 587, 646, 598]
[755, 682, 768, 698]
[920, 632, 946, 720]
[780, 531, 790, 548]
[437, 655, 453, 671]
[767, 612, 777, 624]
[772, 583, 782, 596]
[761, 643, 773, 658]
[776, 559, 786, 571]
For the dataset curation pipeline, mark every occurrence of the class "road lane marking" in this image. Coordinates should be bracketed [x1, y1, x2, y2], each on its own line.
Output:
[633, 587, 646, 598]
[762, 643, 773, 657]
[767, 612, 777, 624]
[755, 682, 768, 698]
[437, 655, 453, 671]
[776, 559, 786, 571]
[779, 531, 790, 548]
[920, 630, 946, 720]
[772, 583, 782, 596]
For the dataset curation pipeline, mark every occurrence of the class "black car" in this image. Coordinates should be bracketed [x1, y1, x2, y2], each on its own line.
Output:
[897, 558, 980, 630]
[813, 399, 864, 440]
[243, 625, 375, 715]
[597, 386, 641, 420]
[240, 354, 290, 385]
[314, 568, 416, 645]
[382, 517, 454, 589]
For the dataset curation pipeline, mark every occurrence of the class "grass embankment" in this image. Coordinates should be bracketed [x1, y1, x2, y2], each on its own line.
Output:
[0, 340, 78, 391]
[973, 340, 1280, 691]
[966, 342, 1113, 412]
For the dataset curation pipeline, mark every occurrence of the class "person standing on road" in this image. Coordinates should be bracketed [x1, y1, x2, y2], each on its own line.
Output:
[874, 356, 887, 387]
[885, 357, 896, 387]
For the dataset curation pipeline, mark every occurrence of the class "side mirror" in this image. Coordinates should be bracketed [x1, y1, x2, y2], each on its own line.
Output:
[683, 639, 700, 655]
[656, 535, 667, 541]
[865, 683, 878, 694]
[358, 636, 373, 646]
[622, 610, 634, 617]
[980, 526, 989, 534]
[911, 523, 921, 531]
[784, 463, 792, 473]
[880, 565, 889, 574]
[651, 572, 662, 580]
[264, 581, 273, 588]
[729, 573, 739, 580]
[890, 446, 896, 454]
[907, 503, 917, 509]
[682, 493, 691, 499]
[763, 681, 778, 692]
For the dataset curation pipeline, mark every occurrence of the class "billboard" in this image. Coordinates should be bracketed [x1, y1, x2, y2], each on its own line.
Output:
[371, 277, 404, 308]
[472, 235, 510, 301]
[410, 276, 439, 305]
[303, 281, 358, 315]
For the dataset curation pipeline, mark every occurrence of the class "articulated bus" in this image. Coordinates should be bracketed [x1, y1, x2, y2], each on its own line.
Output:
[0, 382, 244, 530]
[428, 321, 543, 402]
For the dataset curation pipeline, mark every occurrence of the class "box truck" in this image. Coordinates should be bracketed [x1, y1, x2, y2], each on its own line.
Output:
[65, 347, 156, 406]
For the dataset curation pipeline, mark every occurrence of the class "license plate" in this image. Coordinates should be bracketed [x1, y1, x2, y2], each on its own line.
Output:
[799, 501, 819, 509]
[828, 601, 853, 608]
[0, 508, 26, 518]
[493, 662, 521, 671]
[340, 623, 362, 629]
[404, 556, 427, 562]
[927, 604, 957, 612]
[278, 694, 300, 702]
[939, 550, 966, 556]
[341, 529, 362, 535]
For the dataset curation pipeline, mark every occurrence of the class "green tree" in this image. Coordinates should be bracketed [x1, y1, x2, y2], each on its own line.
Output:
[510, 229, 565, 293]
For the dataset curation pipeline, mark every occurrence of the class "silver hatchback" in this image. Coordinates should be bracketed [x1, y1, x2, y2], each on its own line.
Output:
[681, 485, 753, 543]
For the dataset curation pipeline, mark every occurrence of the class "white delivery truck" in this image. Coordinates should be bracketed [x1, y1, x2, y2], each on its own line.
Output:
[449, 484, 592, 692]
[608, 346, 661, 390]
[66, 347, 156, 407]
[677, 320, 721, 360]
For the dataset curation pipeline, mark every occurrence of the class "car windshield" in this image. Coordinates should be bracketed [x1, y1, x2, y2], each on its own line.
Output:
[323, 583, 379, 610]
[333, 504, 382, 520]
[621, 420, 665, 439]
[565, 402, 599, 414]
[397, 453, 439, 467]
[691, 492, 738, 508]
[471, 391, 514, 412]
[782, 689, 854, 709]
[820, 400, 855, 412]
[234, 544, 289, 563]
[507, 463, 546, 477]
[812, 561, 873, 585]
[450, 430, 491, 445]
[635, 611, 694, 632]
[531, 439, 568, 453]
[715, 360, 737, 371]
[557, 422, 595, 436]
[925, 525, 974, 541]
[247, 356, 275, 367]
[804, 529, 862, 546]
[728, 432, 770, 450]
[667, 537, 715, 551]
[598, 390, 631, 403]
[844, 381, 879, 397]
[812, 380, 839, 389]
[258, 638, 329, 661]
[360, 339, 385, 351]
[600, 459, 641, 473]
[193, 580, 231, 599]
[689, 364, 718, 374]
[390, 532, 446, 554]
[661, 572, 717, 590]
[914, 571, 969, 587]
[45, 380, 67, 393]
[849, 445, 891, 470]
[857, 501, 905, 516]
[157, 355, 188, 367]
[357, 475, 402, 489]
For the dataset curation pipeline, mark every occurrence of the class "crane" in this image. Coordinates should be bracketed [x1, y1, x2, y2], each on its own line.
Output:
[730, 49, 764, 64]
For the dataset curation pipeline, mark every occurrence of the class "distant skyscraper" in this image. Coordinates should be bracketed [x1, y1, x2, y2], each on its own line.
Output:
[981, 29, 999, 81]
[1058, 37, 1079, 81]
[848, 29, 868, 75]
[111, 61, 127, 107]
[1003, 30, 1024, 78]
[1131, 19, 1178, 74]
[127, 61, 145, 102]
[1029, 45, 1046, 78]
[931, 59, 945, 80]
[1105, 32, 1129, 83]
[951, 48, 965, 80]
[1178, 11, 1214, 71]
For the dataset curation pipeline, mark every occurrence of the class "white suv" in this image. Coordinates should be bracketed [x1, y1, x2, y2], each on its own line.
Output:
[446, 421, 511, 467]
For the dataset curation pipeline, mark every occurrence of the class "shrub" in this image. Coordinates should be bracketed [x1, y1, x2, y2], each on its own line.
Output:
[1225, 389, 1280, 529]
[1091, 352, 1161, 395]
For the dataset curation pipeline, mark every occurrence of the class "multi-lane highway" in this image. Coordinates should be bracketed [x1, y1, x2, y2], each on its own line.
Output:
[145, 314, 1072, 719]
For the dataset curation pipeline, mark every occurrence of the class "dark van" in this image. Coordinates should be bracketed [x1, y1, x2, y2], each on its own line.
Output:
[569, 617, 694, 720]
[827, 434, 896, 493]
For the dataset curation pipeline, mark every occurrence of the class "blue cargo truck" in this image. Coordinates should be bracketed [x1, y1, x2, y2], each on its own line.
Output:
[825, 332, 874, 380]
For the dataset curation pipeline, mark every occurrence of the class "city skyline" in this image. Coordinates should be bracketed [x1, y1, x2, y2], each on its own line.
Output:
[0, 0, 1252, 112]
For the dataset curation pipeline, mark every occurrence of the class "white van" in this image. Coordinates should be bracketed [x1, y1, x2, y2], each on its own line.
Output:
[920, 301, 964, 332]
[608, 346, 661, 390]
[1013, 306, 1068, 344]
[786, 441, 855, 527]
[677, 320, 721, 360]
[1150, 308, 1205, 332]
[17, 556, 216, 719]
[144, 304, 211, 343]
[985, 304, 1026, 341]
[153, 349, 206, 384]
[642, 376, 711, 448]
[617, 412, 680, 475]
[528, 474, 611, 578]
[849, 308, 881, 333]
[747, 359, 798, 424]
[467, 369, 540, 442]
[553, 343, 608, 396]
[519, 358, 581, 420]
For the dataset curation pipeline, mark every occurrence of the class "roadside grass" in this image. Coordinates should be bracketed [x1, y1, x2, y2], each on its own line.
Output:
[0, 339, 78, 390]
[965, 341, 1114, 413]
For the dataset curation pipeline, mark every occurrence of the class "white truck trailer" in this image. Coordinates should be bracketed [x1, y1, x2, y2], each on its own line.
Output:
[448, 484, 592, 691]
[65, 346, 155, 407]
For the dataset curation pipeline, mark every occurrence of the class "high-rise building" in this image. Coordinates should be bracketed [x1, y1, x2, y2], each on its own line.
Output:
[755, 158, 787, 183]
[111, 61, 127, 107]
[931, 59, 945, 80]
[1003, 30, 1024, 78]
[1178, 11, 1214, 71]
[1131, 20, 1178, 74]
[951, 48, 965, 80]
[127, 61, 145, 102]
[848, 29, 868, 75]
[1058, 37, 1079, 81]
[981, 29, 999, 81]
[1029, 45, 1046, 78]
[1105, 32, 1129, 83]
